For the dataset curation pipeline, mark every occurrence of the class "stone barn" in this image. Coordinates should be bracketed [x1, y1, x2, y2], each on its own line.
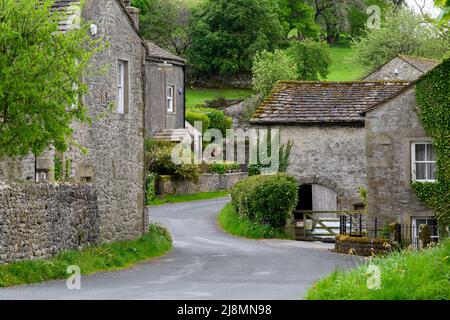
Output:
[363, 54, 439, 81]
[250, 81, 411, 214]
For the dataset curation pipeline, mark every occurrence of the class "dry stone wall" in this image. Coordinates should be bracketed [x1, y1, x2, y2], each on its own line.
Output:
[0, 182, 99, 264]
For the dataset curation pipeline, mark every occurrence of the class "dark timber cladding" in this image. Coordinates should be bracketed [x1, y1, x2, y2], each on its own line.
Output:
[250, 81, 411, 124]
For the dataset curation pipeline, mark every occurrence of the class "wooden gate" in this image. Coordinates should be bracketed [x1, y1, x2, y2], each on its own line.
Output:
[294, 210, 368, 242]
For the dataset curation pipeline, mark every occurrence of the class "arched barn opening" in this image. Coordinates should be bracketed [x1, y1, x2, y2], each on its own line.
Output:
[294, 184, 339, 242]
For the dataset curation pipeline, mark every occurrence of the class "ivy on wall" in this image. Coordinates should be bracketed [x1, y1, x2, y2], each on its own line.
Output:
[413, 57, 450, 237]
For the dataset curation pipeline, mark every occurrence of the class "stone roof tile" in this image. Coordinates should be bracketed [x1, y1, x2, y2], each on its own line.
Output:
[250, 81, 411, 124]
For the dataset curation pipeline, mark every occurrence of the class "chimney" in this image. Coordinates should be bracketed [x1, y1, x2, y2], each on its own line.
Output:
[122, 0, 140, 30]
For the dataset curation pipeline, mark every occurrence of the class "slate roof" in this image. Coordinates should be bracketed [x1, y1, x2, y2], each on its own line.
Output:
[250, 81, 411, 124]
[52, 0, 80, 33]
[145, 41, 186, 65]
[397, 55, 440, 73]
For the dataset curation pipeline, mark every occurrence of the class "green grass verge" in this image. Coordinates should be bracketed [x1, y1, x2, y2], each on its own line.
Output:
[150, 191, 230, 206]
[186, 88, 253, 109]
[218, 203, 293, 240]
[325, 45, 365, 81]
[0, 223, 172, 287]
[307, 240, 450, 300]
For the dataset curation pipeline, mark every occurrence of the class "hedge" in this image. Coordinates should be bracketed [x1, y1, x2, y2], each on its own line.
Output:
[231, 174, 298, 229]
[191, 107, 232, 135]
[185, 111, 210, 134]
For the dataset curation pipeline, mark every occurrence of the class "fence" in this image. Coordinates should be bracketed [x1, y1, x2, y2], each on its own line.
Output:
[338, 212, 439, 248]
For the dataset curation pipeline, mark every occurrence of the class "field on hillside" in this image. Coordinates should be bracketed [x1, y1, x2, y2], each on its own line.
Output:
[186, 88, 253, 108]
[325, 46, 365, 81]
[186, 45, 365, 107]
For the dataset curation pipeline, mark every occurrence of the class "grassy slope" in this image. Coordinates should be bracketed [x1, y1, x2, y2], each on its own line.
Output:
[186, 88, 253, 108]
[325, 45, 365, 81]
[0, 224, 172, 287]
[218, 203, 293, 240]
[185, 46, 363, 108]
[150, 191, 230, 206]
[307, 240, 450, 300]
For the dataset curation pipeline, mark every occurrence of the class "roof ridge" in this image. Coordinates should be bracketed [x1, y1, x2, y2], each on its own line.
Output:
[277, 80, 411, 85]
[397, 54, 440, 63]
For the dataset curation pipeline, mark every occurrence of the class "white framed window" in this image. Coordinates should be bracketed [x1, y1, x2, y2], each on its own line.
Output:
[411, 142, 436, 182]
[117, 60, 129, 114]
[167, 85, 174, 113]
[412, 217, 439, 248]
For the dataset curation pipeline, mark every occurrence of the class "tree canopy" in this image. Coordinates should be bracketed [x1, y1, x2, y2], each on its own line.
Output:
[353, 7, 450, 69]
[187, 0, 284, 75]
[0, 0, 99, 157]
[132, 0, 192, 56]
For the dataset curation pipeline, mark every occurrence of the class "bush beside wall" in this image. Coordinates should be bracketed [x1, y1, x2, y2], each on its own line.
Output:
[231, 174, 298, 229]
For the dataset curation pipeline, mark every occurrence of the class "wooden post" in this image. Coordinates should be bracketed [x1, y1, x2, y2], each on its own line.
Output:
[349, 215, 352, 236]
[375, 217, 378, 238]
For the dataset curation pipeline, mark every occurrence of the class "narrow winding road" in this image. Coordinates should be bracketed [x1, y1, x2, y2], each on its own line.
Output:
[0, 198, 350, 300]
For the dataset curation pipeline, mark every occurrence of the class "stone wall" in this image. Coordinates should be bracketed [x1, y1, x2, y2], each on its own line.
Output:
[157, 172, 248, 196]
[274, 125, 367, 209]
[365, 87, 433, 224]
[0, 0, 148, 244]
[335, 237, 390, 256]
[363, 57, 423, 81]
[0, 182, 99, 264]
[65, 0, 147, 242]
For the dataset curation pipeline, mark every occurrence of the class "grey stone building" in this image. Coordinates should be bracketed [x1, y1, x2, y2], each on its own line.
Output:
[362, 85, 436, 239]
[0, 0, 187, 246]
[250, 81, 410, 212]
[363, 54, 439, 81]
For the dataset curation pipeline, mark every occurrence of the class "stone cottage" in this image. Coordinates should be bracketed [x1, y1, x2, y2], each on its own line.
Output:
[363, 54, 439, 81]
[361, 80, 439, 242]
[250, 81, 410, 213]
[0, 0, 188, 262]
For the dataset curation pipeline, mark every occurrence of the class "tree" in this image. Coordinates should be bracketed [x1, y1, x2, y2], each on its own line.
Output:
[278, 0, 321, 40]
[353, 7, 450, 69]
[132, 0, 192, 56]
[307, 0, 365, 43]
[187, 0, 285, 75]
[289, 39, 332, 80]
[252, 49, 298, 97]
[436, 0, 450, 23]
[0, 0, 99, 158]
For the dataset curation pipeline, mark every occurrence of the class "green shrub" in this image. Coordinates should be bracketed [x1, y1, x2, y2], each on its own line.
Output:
[145, 138, 200, 181]
[146, 172, 158, 205]
[65, 158, 72, 179]
[185, 111, 210, 134]
[54, 156, 63, 181]
[209, 161, 241, 175]
[192, 107, 232, 136]
[231, 173, 298, 229]
[219, 203, 293, 240]
[247, 163, 262, 176]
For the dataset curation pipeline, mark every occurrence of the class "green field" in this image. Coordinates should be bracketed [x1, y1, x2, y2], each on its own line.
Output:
[325, 45, 365, 81]
[186, 88, 253, 108]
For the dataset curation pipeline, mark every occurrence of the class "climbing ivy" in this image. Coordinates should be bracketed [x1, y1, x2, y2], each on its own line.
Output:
[54, 156, 63, 182]
[413, 57, 450, 238]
